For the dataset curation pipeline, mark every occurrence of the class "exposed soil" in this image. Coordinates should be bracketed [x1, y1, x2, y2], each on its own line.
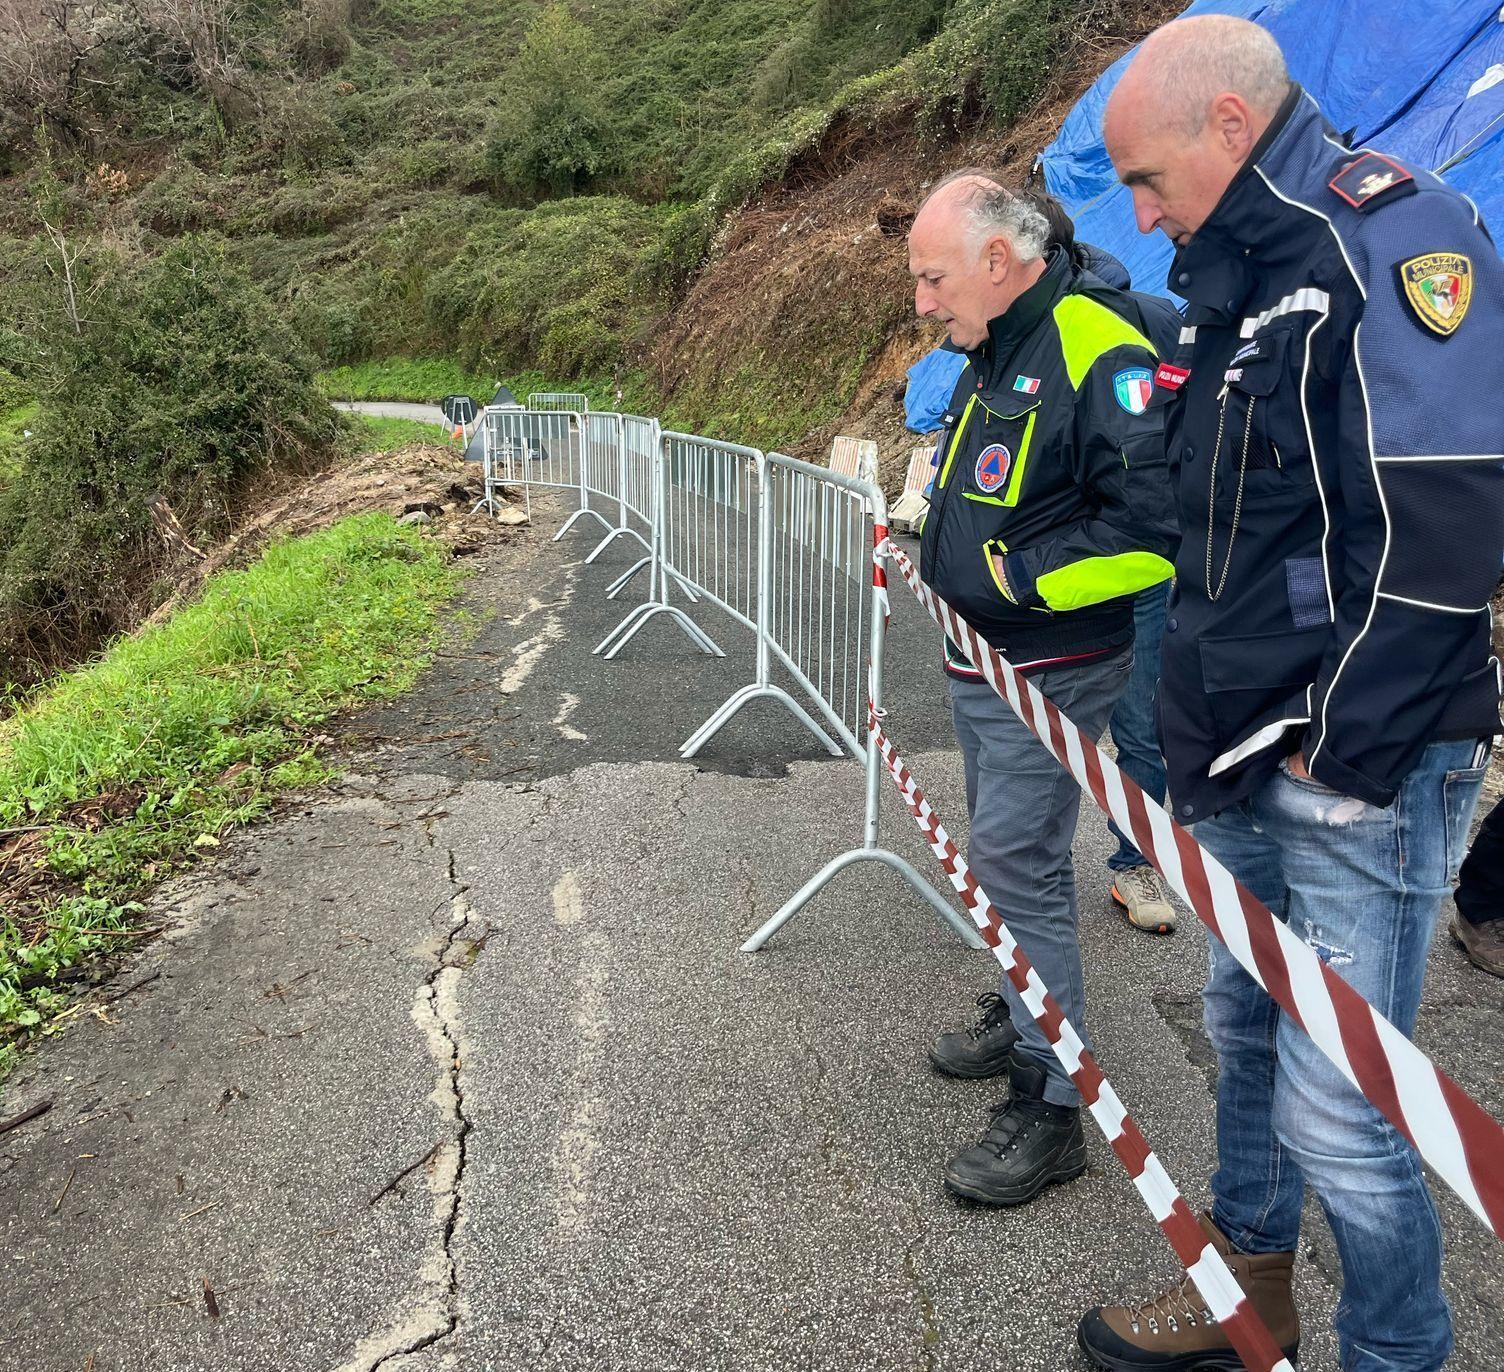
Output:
[144, 442, 518, 628]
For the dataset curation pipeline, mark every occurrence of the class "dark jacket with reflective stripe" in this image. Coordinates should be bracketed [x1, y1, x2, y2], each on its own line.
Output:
[918, 249, 1179, 672]
[1153, 86, 1504, 823]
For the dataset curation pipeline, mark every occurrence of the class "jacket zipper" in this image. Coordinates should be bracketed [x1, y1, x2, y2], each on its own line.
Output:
[928, 393, 978, 586]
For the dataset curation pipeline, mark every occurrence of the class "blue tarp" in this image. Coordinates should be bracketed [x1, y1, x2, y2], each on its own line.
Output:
[1039, 0, 1504, 299]
[904, 346, 968, 433]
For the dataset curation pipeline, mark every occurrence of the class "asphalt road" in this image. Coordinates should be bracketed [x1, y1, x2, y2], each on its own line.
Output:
[2, 491, 1501, 1372]
[333, 400, 449, 426]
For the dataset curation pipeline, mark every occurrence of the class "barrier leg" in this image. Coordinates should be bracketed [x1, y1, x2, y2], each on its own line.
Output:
[596, 603, 722, 660]
[586, 525, 652, 565]
[552, 506, 613, 542]
[606, 557, 650, 598]
[681, 684, 843, 760]
[741, 846, 984, 953]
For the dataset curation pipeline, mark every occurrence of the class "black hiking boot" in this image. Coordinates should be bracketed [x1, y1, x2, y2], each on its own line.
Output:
[942, 1054, 1087, 1205]
[928, 991, 1020, 1079]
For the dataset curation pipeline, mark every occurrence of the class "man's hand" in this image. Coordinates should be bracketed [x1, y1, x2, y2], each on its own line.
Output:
[990, 552, 1017, 604]
[1286, 749, 1311, 780]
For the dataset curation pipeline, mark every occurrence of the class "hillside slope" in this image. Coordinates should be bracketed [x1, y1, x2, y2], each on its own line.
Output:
[648, 0, 1181, 484]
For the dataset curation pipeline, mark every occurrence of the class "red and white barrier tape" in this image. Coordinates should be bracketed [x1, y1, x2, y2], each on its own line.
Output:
[882, 540, 1504, 1237]
[869, 706, 1293, 1372]
[871, 521, 891, 623]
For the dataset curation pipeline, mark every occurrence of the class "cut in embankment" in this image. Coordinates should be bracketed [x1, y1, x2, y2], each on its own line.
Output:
[0, 513, 464, 1086]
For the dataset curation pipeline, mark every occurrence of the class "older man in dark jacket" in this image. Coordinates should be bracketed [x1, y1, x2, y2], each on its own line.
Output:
[908, 171, 1177, 1208]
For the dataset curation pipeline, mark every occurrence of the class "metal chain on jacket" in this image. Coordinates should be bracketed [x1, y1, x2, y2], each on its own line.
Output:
[1205, 389, 1254, 603]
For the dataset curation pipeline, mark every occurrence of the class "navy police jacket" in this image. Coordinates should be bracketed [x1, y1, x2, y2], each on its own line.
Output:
[919, 249, 1179, 677]
[1153, 86, 1504, 822]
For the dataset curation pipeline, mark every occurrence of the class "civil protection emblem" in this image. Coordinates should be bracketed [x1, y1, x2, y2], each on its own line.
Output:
[1113, 366, 1154, 415]
[974, 443, 1011, 493]
[1399, 252, 1472, 336]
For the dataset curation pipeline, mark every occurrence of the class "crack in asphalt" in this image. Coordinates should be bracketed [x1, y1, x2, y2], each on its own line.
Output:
[900, 1192, 942, 1372]
[340, 806, 488, 1372]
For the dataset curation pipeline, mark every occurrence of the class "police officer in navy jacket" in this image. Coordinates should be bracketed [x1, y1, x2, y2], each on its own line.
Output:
[1076, 16, 1504, 1372]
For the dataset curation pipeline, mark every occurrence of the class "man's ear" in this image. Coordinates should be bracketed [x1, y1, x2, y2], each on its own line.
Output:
[985, 235, 1013, 282]
[1209, 91, 1256, 161]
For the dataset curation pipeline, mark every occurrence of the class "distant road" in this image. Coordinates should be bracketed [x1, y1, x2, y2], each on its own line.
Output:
[333, 399, 447, 426]
[335, 399, 487, 462]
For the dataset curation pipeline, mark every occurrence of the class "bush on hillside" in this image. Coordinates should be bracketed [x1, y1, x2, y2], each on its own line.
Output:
[483, 4, 618, 197]
[425, 196, 669, 376]
[0, 234, 343, 686]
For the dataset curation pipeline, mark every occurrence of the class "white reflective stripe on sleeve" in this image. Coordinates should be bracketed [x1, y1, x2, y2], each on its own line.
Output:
[1377, 591, 1488, 615]
[1239, 287, 1332, 337]
[1179, 326, 1198, 344]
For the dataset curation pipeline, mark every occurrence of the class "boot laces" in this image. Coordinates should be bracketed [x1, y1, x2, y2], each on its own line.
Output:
[978, 1094, 1049, 1155]
[1124, 1273, 1215, 1337]
[968, 991, 1011, 1041]
[1119, 865, 1167, 905]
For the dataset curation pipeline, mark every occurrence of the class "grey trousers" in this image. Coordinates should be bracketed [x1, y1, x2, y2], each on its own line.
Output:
[949, 650, 1132, 1106]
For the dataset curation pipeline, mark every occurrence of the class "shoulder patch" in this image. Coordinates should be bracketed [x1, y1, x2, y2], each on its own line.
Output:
[1397, 253, 1473, 336]
[1112, 366, 1153, 415]
[1328, 152, 1415, 211]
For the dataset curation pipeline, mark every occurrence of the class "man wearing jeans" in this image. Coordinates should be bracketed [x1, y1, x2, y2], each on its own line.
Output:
[1105, 582, 1177, 934]
[908, 171, 1177, 1205]
[1079, 16, 1504, 1372]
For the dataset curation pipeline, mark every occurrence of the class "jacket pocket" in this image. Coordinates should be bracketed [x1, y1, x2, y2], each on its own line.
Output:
[953, 399, 1040, 509]
[1199, 625, 1327, 738]
[1220, 329, 1314, 496]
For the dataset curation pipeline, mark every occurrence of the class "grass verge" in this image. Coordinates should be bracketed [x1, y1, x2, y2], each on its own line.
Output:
[0, 402, 36, 479]
[0, 513, 463, 1083]
[353, 412, 456, 452]
[319, 357, 503, 403]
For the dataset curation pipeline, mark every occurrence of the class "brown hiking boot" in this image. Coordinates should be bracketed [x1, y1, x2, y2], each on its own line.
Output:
[1077, 1212, 1299, 1371]
[1450, 913, 1504, 978]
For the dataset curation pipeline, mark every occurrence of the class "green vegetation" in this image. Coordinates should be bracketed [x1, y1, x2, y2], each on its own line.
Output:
[322, 357, 502, 403]
[0, 513, 461, 1076]
[322, 358, 657, 417]
[352, 413, 451, 451]
[0, 234, 342, 686]
[0, 0, 1111, 406]
[0, 401, 34, 478]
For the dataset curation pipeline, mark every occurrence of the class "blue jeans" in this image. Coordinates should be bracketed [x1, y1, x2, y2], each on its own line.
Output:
[1193, 739, 1486, 1372]
[1107, 583, 1169, 872]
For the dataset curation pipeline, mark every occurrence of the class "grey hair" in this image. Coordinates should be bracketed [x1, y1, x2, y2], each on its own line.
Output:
[1136, 16, 1290, 135]
[922, 167, 1052, 263]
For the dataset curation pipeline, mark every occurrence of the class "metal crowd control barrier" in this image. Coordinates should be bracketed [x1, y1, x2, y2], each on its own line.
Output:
[581, 411, 652, 565]
[527, 391, 590, 412]
[595, 422, 722, 661]
[478, 407, 611, 542]
[601, 415, 701, 606]
[682, 451, 864, 760]
[601, 431, 759, 661]
[738, 470, 983, 953]
[472, 410, 982, 952]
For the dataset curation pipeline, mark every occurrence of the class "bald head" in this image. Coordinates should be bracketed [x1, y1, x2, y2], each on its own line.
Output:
[908, 170, 1051, 349]
[1104, 16, 1291, 245]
